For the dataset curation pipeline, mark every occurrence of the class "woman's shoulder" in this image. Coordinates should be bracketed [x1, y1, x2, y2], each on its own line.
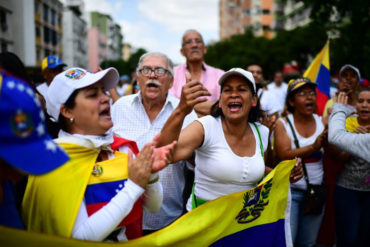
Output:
[252, 122, 269, 135]
[196, 115, 219, 126]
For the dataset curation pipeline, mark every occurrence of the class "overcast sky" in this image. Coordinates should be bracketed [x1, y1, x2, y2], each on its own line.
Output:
[83, 0, 220, 65]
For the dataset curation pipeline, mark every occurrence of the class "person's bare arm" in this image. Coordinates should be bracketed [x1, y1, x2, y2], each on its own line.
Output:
[156, 72, 210, 156]
[274, 120, 326, 160]
[193, 101, 215, 117]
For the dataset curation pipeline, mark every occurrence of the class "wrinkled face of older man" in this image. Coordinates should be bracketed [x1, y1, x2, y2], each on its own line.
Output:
[137, 55, 173, 102]
[181, 30, 207, 63]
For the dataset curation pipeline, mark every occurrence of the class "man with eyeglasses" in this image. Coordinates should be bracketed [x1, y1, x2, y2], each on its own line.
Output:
[111, 52, 200, 235]
[169, 29, 224, 117]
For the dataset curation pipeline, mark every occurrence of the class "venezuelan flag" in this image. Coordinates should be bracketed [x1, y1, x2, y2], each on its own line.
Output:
[304, 41, 330, 116]
[1, 159, 295, 247]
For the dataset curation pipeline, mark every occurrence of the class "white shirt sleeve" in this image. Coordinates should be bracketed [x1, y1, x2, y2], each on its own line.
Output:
[71, 179, 144, 241]
[329, 103, 370, 161]
[142, 173, 163, 213]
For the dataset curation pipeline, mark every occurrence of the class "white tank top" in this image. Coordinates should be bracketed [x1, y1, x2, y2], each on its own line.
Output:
[281, 114, 324, 190]
[193, 116, 268, 201]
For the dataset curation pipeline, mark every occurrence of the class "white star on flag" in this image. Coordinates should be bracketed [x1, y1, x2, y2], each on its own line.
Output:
[36, 123, 45, 136]
[17, 83, 25, 92]
[7, 81, 15, 89]
[45, 140, 57, 153]
[33, 97, 41, 107]
[26, 87, 34, 97]
[39, 111, 45, 121]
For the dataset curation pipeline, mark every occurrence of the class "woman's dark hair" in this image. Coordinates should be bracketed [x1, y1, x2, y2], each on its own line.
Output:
[210, 76, 263, 123]
[57, 89, 80, 132]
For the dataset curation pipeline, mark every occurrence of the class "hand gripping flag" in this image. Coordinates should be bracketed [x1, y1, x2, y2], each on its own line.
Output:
[303, 41, 330, 116]
[2, 159, 295, 247]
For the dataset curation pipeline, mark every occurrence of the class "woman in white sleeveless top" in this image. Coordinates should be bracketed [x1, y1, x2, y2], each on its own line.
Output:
[274, 78, 327, 247]
[158, 68, 303, 211]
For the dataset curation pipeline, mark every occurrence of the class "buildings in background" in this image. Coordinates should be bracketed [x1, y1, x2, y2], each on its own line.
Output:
[62, 0, 88, 68]
[219, 0, 311, 40]
[0, 0, 123, 80]
[0, 0, 63, 67]
[86, 11, 122, 71]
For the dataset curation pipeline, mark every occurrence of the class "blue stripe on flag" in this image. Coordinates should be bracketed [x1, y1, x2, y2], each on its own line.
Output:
[316, 65, 330, 97]
[210, 219, 286, 247]
[84, 179, 127, 204]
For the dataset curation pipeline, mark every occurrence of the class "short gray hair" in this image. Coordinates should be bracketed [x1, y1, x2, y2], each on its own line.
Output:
[136, 52, 174, 78]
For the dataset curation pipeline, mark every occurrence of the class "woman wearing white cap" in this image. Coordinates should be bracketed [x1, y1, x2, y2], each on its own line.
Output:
[155, 68, 303, 211]
[22, 67, 175, 241]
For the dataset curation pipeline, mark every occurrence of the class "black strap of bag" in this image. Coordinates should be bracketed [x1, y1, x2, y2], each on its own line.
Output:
[285, 116, 310, 186]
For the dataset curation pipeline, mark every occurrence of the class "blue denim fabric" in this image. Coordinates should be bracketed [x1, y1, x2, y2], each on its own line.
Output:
[290, 189, 324, 247]
[334, 185, 370, 247]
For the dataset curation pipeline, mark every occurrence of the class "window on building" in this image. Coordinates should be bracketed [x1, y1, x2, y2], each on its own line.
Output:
[35, 1, 39, 13]
[43, 4, 48, 22]
[43, 26, 50, 43]
[262, 9, 270, 15]
[262, 25, 271, 30]
[0, 10, 7, 31]
[35, 26, 41, 37]
[51, 9, 55, 25]
[36, 48, 41, 60]
[244, 9, 250, 16]
[44, 48, 50, 57]
[1, 41, 7, 52]
[51, 30, 57, 46]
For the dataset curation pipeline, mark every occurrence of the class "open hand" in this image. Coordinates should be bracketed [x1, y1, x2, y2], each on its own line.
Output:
[151, 133, 177, 172]
[290, 158, 303, 183]
[333, 92, 348, 105]
[128, 144, 153, 188]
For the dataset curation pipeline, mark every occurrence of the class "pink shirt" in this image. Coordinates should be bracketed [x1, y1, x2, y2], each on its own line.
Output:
[170, 63, 224, 101]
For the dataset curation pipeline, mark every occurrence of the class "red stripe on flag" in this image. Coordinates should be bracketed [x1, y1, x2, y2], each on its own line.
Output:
[86, 199, 143, 228]
[315, 89, 329, 116]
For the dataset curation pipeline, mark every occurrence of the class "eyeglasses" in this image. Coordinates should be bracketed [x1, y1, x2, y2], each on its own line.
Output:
[182, 39, 203, 46]
[296, 91, 316, 97]
[139, 67, 169, 77]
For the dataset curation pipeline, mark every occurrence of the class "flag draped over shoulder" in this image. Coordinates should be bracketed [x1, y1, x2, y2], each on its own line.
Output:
[303, 41, 330, 116]
[1, 160, 295, 247]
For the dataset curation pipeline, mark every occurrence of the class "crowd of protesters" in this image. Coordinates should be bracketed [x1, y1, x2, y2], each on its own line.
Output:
[0, 29, 369, 247]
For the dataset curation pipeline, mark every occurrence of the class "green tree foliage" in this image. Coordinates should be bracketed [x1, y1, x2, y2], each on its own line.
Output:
[205, 0, 370, 80]
[205, 23, 327, 81]
[299, 0, 370, 78]
[100, 48, 147, 77]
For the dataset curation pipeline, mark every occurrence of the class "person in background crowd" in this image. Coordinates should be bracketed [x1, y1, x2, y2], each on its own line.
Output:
[331, 89, 370, 247]
[37, 56, 67, 100]
[329, 92, 370, 161]
[112, 52, 198, 235]
[35, 56, 68, 138]
[274, 78, 327, 247]
[247, 63, 280, 117]
[0, 70, 69, 229]
[267, 71, 288, 115]
[323, 64, 360, 118]
[0, 52, 30, 84]
[170, 29, 224, 117]
[22, 67, 175, 241]
[110, 75, 131, 103]
[156, 68, 303, 212]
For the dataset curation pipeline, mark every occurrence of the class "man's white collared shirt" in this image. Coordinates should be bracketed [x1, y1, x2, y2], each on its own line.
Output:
[111, 93, 197, 230]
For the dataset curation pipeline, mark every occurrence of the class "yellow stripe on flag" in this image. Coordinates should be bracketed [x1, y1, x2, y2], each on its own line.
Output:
[304, 41, 330, 82]
[3, 160, 296, 247]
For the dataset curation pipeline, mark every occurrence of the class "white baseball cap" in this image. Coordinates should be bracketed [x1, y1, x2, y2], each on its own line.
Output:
[339, 64, 361, 80]
[218, 68, 256, 93]
[46, 67, 119, 121]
